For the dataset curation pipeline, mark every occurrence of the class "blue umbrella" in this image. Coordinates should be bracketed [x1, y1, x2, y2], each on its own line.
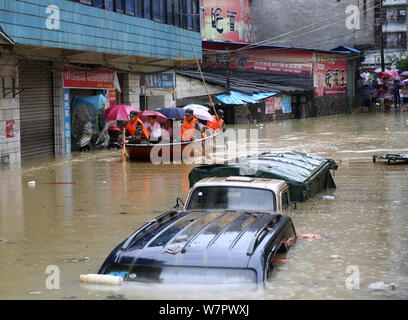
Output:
[157, 107, 185, 119]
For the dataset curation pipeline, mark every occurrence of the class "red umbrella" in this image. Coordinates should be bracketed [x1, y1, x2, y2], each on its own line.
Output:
[377, 72, 390, 78]
[139, 110, 168, 124]
[105, 105, 141, 121]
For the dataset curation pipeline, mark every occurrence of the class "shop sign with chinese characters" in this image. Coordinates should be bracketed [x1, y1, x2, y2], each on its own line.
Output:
[313, 53, 347, 96]
[201, 0, 252, 43]
[63, 67, 114, 89]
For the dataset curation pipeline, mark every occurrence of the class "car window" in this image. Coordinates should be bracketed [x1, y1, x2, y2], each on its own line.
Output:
[187, 186, 276, 212]
[108, 264, 257, 284]
[282, 191, 289, 209]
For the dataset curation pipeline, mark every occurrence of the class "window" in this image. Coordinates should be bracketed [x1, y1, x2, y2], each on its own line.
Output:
[144, 0, 152, 20]
[173, 0, 180, 27]
[125, 0, 135, 15]
[69, 0, 199, 31]
[166, 0, 173, 25]
[188, 186, 277, 212]
[115, 0, 124, 12]
[186, 0, 193, 30]
[152, 0, 165, 22]
[108, 264, 257, 284]
[192, 0, 199, 32]
[105, 0, 114, 10]
[92, 0, 104, 9]
[181, 0, 187, 28]
[135, 0, 143, 17]
[282, 192, 289, 209]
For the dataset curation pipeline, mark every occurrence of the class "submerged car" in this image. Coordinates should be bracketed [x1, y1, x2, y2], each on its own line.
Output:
[98, 209, 296, 284]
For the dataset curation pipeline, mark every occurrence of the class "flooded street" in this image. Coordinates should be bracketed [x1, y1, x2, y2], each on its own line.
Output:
[1, 112, 407, 300]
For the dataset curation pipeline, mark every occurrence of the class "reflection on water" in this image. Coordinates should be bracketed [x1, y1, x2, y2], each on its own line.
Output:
[0, 113, 407, 299]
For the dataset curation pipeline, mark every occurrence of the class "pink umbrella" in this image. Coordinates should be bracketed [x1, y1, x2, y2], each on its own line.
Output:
[105, 105, 141, 121]
[388, 70, 401, 81]
[139, 110, 168, 124]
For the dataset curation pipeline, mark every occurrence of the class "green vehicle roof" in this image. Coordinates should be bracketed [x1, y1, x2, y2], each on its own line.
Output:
[189, 150, 338, 202]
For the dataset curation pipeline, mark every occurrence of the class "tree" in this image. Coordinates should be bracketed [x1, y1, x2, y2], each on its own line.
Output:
[387, 52, 408, 71]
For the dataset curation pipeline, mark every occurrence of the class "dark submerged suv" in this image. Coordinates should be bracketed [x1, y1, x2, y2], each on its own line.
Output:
[99, 209, 296, 284]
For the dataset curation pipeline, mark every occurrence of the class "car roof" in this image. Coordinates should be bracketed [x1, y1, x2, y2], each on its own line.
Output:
[192, 176, 288, 193]
[116, 210, 281, 270]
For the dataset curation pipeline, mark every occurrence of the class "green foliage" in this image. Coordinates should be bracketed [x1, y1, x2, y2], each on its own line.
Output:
[387, 52, 408, 71]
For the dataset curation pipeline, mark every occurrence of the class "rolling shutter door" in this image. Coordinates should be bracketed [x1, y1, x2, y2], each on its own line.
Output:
[19, 61, 54, 159]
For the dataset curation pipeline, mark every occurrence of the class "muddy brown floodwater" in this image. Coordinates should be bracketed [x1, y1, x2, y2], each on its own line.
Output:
[0, 112, 407, 300]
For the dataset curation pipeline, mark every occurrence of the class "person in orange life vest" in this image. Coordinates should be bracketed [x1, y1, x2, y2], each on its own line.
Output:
[125, 111, 149, 143]
[206, 109, 225, 132]
[181, 109, 203, 141]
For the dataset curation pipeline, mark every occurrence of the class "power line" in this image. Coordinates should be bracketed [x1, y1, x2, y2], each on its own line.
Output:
[232, 1, 381, 52]
[202, 1, 381, 55]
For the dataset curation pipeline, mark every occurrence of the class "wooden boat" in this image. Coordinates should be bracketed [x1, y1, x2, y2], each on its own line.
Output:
[125, 131, 223, 162]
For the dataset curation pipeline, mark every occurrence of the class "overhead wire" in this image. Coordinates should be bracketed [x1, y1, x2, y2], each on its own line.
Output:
[202, 1, 381, 54]
[235, 0, 381, 51]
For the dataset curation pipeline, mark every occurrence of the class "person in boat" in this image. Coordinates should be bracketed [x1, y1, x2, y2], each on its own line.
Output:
[161, 119, 173, 142]
[206, 109, 226, 132]
[181, 109, 204, 141]
[125, 111, 149, 144]
[144, 115, 162, 144]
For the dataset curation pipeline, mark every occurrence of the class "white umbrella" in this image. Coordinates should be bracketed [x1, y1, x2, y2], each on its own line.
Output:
[400, 71, 408, 77]
[374, 67, 390, 73]
[191, 108, 214, 122]
[183, 104, 209, 112]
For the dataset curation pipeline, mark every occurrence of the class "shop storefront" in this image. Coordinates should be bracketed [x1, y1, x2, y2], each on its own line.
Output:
[18, 60, 54, 159]
[62, 67, 118, 154]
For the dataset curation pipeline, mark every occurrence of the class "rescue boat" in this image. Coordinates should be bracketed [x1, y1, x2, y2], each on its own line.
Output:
[125, 131, 222, 162]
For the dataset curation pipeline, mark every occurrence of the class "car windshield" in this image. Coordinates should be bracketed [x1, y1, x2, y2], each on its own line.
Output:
[108, 264, 257, 284]
[187, 186, 276, 212]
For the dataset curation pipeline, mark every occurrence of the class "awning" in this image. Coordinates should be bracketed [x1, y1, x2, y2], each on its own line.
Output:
[176, 68, 313, 95]
[0, 25, 15, 46]
[331, 45, 361, 54]
[216, 91, 277, 105]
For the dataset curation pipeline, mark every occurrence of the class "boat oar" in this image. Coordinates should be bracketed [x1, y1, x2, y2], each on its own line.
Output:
[122, 128, 126, 163]
[190, 39, 228, 150]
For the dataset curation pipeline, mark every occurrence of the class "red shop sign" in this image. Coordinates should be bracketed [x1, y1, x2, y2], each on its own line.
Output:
[6, 120, 15, 138]
[63, 67, 114, 89]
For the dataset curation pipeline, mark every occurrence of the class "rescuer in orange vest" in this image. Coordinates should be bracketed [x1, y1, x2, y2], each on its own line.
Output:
[125, 110, 149, 143]
[181, 109, 202, 141]
[206, 109, 226, 132]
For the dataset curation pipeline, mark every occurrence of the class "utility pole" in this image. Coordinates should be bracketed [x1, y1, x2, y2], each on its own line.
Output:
[225, 48, 231, 95]
[380, 0, 385, 72]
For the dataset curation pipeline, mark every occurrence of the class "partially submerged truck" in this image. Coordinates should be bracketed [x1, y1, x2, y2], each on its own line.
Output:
[98, 150, 337, 284]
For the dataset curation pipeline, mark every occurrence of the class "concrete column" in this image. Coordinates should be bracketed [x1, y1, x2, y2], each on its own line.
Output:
[0, 48, 20, 168]
[122, 73, 140, 108]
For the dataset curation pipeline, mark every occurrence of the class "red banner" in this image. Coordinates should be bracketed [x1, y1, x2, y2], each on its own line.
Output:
[313, 53, 348, 96]
[108, 90, 117, 106]
[201, 0, 251, 43]
[63, 67, 114, 89]
[203, 48, 314, 77]
[6, 120, 15, 138]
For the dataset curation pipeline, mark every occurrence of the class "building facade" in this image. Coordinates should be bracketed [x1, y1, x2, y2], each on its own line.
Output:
[250, 0, 377, 51]
[364, 0, 407, 67]
[176, 41, 359, 124]
[0, 0, 201, 167]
